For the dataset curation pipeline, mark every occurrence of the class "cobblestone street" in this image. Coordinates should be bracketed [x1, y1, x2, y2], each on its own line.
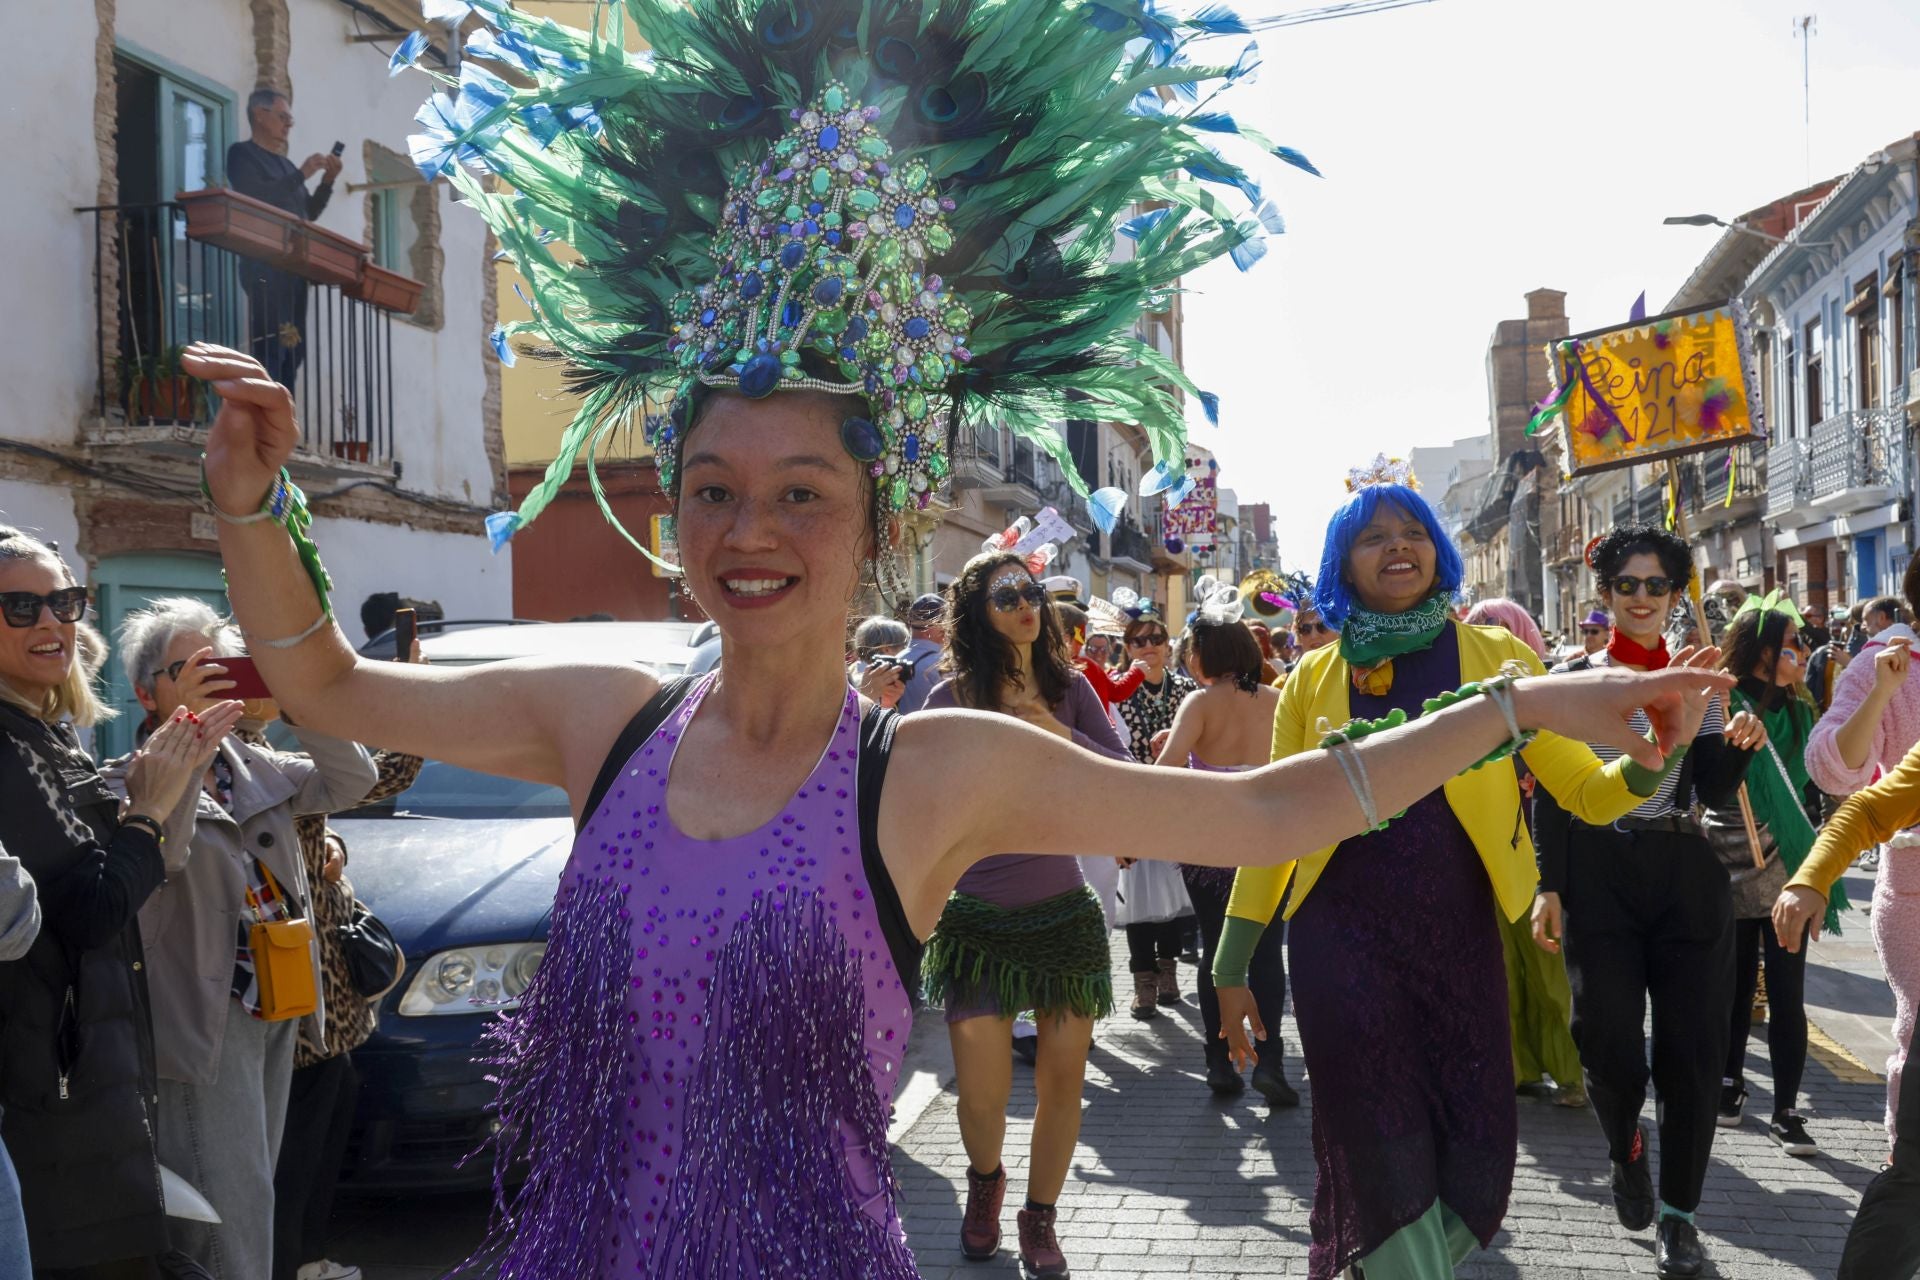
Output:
[344, 874, 1897, 1278]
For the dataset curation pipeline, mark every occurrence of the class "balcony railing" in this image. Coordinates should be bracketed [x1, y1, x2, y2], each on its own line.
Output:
[1765, 438, 1811, 523]
[1808, 406, 1907, 506]
[1006, 440, 1038, 490]
[1108, 519, 1153, 566]
[81, 196, 410, 469]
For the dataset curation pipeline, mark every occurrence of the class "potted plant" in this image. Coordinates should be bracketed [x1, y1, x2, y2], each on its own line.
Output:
[118, 346, 207, 424]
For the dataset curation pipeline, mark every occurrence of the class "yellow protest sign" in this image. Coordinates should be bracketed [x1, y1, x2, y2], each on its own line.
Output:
[1528, 302, 1764, 476]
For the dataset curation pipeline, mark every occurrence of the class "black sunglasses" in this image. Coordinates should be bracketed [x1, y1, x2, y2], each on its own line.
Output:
[1608, 575, 1675, 598]
[988, 583, 1048, 612]
[1126, 631, 1170, 647]
[1296, 620, 1330, 636]
[149, 658, 196, 684]
[1580, 626, 1607, 636]
[1, 587, 88, 628]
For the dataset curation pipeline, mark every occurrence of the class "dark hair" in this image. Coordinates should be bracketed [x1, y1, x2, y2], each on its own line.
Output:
[1867, 596, 1905, 628]
[1055, 602, 1089, 643]
[1122, 614, 1169, 645]
[1720, 605, 1797, 687]
[942, 551, 1076, 712]
[1589, 523, 1693, 588]
[1186, 618, 1264, 693]
[361, 591, 400, 644]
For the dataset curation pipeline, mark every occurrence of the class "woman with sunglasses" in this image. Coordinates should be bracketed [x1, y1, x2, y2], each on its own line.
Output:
[918, 551, 1127, 1275]
[1704, 597, 1834, 1159]
[0, 525, 245, 1278]
[1113, 610, 1200, 1016]
[1211, 489, 1717, 1280]
[1531, 524, 1762, 1278]
[1290, 602, 1337, 666]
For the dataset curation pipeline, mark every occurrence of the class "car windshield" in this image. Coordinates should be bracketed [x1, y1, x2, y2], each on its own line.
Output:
[387, 760, 573, 820]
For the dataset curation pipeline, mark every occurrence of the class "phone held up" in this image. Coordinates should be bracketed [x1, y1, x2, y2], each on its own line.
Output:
[392, 607, 417, 663]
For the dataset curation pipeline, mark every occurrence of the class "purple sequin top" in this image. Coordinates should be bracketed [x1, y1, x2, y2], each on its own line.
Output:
[536, 676, 917, 1277]
[1181, 754, 1250, 898]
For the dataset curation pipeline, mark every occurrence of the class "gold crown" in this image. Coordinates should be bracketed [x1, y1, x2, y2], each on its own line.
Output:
[1344, 453, 1420, 493]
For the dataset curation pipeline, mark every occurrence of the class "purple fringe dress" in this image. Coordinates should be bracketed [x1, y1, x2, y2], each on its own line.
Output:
[464, 678, 918, 1279]
[1287, 625, 1515, 1278]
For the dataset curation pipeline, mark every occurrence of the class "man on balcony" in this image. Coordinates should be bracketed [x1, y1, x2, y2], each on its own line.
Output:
[227, 88, 341, 394]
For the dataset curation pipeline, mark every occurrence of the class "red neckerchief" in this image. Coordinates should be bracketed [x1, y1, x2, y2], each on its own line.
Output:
[1607, 629, 1670, 671]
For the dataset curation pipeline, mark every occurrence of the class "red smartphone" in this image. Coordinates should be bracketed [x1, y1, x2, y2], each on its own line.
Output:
[214, 655, 273, 700]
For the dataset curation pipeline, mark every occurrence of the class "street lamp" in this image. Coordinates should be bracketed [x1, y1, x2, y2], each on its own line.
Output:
[1661, 214, 1833, 248]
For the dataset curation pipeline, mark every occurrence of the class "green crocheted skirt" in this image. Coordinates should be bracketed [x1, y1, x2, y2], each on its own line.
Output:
[922, 885, 1113, 1021]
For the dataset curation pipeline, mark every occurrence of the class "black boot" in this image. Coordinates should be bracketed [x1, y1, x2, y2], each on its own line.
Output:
[1655, 1216, 1705, 1277]
[1204, 1050, 1244, 1096]
[1250, 1055, 1300, 1108]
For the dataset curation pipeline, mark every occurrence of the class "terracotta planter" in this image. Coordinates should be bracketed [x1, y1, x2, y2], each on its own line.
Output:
[330, 440, 371, 463]
[292, 223, 366, 288]
[345, 262, 425, 315]
[126, 375, 201, 424]
[177, 187, 298, 266]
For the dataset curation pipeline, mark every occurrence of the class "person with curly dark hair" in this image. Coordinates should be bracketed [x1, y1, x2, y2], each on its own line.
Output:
[916, 550, 1128, 1273]
[1532, 523, 1764, 1277]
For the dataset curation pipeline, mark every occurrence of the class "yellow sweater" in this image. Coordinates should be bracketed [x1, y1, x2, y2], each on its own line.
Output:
[1790, 739, 1920, 898]
[1225, 620, 1648, 925]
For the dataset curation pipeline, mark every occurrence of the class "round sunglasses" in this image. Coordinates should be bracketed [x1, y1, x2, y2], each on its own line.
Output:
[1607, 575, 1675, 598]
[1126, 631, 1170, 648]
[1, 586, 88, 628]
[988, 583, 1048, 612]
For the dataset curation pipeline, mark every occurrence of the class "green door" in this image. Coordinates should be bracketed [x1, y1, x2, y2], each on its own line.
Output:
[93, 552, 228, 759]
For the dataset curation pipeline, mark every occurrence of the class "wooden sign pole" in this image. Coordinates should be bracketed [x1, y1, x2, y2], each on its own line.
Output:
[1665, 458, 1766, 868]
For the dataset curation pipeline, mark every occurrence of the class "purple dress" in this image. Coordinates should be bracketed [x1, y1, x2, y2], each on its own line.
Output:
[472, 677, 919, 1279]
[1287, 624, 1514, 1278]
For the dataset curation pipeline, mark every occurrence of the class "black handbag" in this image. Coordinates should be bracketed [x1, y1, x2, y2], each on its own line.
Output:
[336, 899, 406, 999]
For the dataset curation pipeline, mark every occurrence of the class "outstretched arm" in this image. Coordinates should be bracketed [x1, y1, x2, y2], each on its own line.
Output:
[884, 663, 1734, 930]
[186, 343, 655, 789]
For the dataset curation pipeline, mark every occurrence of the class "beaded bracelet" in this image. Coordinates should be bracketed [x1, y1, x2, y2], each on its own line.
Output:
[200, 458, 336, 631]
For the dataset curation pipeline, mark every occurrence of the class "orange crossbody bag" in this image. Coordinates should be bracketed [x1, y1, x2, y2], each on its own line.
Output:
[249, 860, 318, 1022]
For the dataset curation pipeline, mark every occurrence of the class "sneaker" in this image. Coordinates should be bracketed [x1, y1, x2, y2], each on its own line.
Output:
[1016, 1205, 1070, 1278]
[1654, 1217, 1705, 1278]
[1610, 1121, 1654, 1231]
[1771, 1111, 1820, 1157]
[960, 1165, 1006, 1260]
[1717, 1083, 1747, 1128]
[1553, 1079, 1588, 1108]
[1155, 957, 1181, 1007]
[1129, 972, 1159, 1020]
[296, 1264, 363, 1280]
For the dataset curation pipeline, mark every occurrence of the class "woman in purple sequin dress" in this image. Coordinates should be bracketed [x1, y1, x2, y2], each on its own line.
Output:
[196, 353, 1727, 1279]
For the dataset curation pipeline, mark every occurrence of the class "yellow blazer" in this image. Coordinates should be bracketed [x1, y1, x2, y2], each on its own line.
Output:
[1225, 620, 1646, 925]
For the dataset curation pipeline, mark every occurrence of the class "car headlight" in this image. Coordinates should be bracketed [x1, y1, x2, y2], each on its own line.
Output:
[397, 942, 547, 1016]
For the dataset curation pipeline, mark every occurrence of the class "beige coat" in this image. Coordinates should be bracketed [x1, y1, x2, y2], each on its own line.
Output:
[104, 728, 376, 1086]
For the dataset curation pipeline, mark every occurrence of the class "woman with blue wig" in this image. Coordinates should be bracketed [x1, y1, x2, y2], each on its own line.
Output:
[1212, 473, 1714, 1280]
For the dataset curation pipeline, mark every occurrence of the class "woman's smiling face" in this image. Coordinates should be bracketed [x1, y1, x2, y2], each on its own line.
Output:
[1345, 503, 1437, 615]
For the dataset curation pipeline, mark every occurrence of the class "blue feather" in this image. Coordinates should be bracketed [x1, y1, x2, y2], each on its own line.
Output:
[1274, 146, 1322, 177]
[1229, 40, 1262, 83]
[388, 30, 429, 77]
[1118, 208, 1171, 240]
[484, 510, 522, 552]
[1180, 111, 1241, 134]
[1229, 235, 1267, 272]
[1088, 487, 1129, 535]
[1139, 460, 1182, 496]
[489, 325, 518, 367]
[1198, 390, 1220, 425]
[1185, 3, 1251, 34]
[1252, 198, 1285, 235]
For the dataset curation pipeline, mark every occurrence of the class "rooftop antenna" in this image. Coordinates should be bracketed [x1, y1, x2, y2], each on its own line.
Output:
[1794, 14, 1817, 184]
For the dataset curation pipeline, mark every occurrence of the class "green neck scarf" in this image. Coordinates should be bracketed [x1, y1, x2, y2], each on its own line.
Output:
[1340, 592, 1453, 668]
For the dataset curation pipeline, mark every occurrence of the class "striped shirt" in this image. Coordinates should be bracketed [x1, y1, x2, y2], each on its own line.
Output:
[1552, 650, 1724, 819]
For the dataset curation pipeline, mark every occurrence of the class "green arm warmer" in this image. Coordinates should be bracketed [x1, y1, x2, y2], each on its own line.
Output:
[1621, 742, 1687, 798]
[1211, 913, 1269, 988]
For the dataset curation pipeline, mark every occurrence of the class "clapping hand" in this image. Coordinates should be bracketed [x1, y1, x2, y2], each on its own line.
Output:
[124, 701, 247, 822]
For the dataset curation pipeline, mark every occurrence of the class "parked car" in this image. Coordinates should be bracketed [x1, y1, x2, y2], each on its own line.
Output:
[336, 619, 715, 1189]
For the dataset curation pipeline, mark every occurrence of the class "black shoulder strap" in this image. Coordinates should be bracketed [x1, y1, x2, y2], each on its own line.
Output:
[857, 703, 923, 1001]
[579, 675, 699, 830]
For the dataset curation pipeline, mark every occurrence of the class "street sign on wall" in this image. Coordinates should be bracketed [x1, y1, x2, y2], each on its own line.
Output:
[1530, 301, 1765, 477]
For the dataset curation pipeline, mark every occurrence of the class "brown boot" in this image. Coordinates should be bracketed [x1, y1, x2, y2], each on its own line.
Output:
[1129, 972, 1159, 1020]
[1155, 956, 1181, 1006]
[960, 1165, 1005, 1260]
[1017, 1204, 1070, 1277]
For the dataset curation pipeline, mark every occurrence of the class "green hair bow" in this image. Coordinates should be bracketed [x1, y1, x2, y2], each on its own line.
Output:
[1733, 589, 1806, 631]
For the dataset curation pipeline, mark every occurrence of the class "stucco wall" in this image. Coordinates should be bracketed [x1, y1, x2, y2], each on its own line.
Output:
[0, 482, 85, 581]
[311, 515, 512, 642]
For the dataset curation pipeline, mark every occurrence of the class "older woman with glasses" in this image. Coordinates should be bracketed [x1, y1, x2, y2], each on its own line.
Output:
[1113, 609, 1200, 1015]
[1532, 524, 1763, 1278]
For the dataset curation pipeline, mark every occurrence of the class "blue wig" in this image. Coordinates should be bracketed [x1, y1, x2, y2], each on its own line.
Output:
[1313, 483, 1465, 627]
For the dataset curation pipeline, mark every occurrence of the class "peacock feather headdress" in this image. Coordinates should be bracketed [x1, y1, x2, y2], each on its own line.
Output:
[397, 0, 1312, 561]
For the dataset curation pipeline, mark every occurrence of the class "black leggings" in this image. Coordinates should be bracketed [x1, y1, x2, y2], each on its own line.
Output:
[1840, 1016, 1920, 1278]
[1726, 916, 1808, 1117]
[1126, 918, 1185, 974]
[1185, 875, 1288, 1067]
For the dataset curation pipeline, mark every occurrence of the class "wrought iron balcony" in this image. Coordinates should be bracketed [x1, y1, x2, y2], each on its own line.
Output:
[1764, 438, 1812, 526]
[1809, 407, 1907, 511]
[1107, 518, 1153, 567]
[80, 194, 419, 472]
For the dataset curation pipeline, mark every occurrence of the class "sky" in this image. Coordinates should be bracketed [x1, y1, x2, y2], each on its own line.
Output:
[1177, 0, 1920, 573]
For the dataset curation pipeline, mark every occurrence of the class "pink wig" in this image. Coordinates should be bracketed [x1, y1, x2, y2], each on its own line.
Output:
[1465, 597, 1547, 659]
